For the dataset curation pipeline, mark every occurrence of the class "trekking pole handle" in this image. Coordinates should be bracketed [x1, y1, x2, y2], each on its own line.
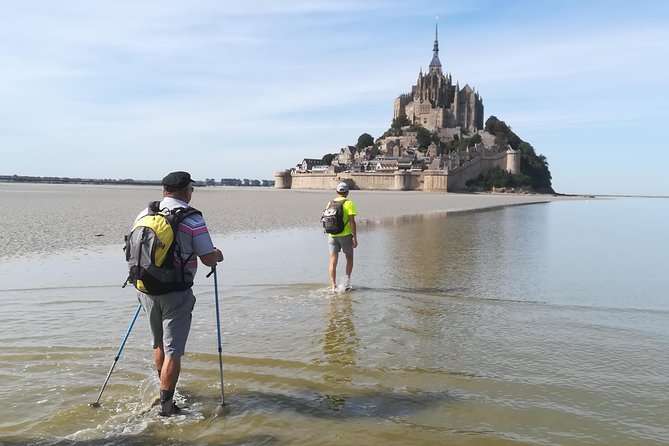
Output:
[206, 265, 216, 278]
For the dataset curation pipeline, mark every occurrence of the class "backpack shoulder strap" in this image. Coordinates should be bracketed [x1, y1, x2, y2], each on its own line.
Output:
[338, 198, 349, 227]
[173, 206, 202, 220]
[184, 206, 202, 217]
[147, 201, 162, 214]
[168, 207, 203, 266]
[168, 207, 203, 230]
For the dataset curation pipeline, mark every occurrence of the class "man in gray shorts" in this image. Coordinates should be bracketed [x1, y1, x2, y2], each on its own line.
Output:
[133, 171, 224, 416]
[327, 182, 358, 291]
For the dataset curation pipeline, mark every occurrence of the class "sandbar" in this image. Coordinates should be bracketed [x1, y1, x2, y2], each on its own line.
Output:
[0, 183, 574, 257]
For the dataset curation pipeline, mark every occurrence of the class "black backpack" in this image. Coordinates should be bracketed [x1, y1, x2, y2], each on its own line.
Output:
[123, 201, 202, 295]
[321, 199, 347, 234]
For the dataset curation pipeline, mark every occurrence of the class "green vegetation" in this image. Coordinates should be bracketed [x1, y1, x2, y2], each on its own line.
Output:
[378, 115, 412, 139]
[441, 133, 482, 154]
[356, 133, 374, 151]
[465, 166, 531, 190]
[414, 127, 433, 150]
[478, 116, 553, 192]
[322, 153, 337, 165]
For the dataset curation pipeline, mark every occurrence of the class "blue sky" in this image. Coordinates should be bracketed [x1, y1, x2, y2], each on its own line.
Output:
[1, 0, 667, 195]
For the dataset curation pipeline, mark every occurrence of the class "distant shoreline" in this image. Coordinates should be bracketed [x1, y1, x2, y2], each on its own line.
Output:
[592, 194, 669, 199]
[0, 175, 166, 186]
[0, 175, 274, 188]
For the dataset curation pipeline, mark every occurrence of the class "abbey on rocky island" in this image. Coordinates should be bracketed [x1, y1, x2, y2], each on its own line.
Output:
[276, 22, 521, 192]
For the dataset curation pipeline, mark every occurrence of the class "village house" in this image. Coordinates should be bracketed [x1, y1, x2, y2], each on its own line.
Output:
[298, 158, 326, 173]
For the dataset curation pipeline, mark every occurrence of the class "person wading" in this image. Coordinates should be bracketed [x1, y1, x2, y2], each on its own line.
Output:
[326, 182, 358, 291]
[132, 171, 223, 416]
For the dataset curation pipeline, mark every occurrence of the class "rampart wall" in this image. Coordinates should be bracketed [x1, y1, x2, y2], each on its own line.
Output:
[276, 150, 517, 192]
[446, 150, 512, 191]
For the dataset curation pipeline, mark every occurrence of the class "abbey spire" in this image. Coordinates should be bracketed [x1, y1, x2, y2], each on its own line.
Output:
[393, 19, 484, 133]
[429, 18, 442, 72]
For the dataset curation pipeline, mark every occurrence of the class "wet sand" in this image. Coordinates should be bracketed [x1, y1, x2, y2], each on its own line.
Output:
[0, 183, 564, 258]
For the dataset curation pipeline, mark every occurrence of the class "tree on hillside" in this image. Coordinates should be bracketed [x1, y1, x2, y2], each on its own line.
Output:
[392, 114, 411, 130]
[378, 115, 412, 140]
[485, 115, 509, 134]
[356, 133, 374, 151]
[414, 126, 433, 150]
[466, 166, 531, 190]
[322, 153, 337, 165]
[443, 133, 479, 153]
[484, 116, 554, 192]
[518, 141, 552, 190]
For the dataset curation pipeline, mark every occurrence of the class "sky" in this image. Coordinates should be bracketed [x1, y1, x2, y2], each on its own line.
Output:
[1, 0, 668, 195]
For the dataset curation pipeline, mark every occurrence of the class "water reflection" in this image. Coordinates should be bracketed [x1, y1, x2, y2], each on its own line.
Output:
[369, 213, 480, 292]
[365, 206, 551, 302]
[322, 293, 359, 409]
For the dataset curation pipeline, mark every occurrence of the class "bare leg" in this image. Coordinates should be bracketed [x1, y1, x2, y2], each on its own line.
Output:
[160, 355, 181, 391]
[153, 343, 181, 391]
[329, 252, 339, 290]
[154, 344, 182, 416]
[153, 345, 165, 377]
[344, 251, 354, 278]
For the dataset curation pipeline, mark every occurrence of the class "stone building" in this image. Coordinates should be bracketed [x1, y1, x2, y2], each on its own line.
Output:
[393, 23, 484, 134]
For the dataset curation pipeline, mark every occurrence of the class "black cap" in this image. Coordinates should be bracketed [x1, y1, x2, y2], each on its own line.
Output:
[162, 171, 193, 190]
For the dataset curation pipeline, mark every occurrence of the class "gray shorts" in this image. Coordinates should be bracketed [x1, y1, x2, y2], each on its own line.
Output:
[137, 288, 196, 357]
[328, 234, 353, 255]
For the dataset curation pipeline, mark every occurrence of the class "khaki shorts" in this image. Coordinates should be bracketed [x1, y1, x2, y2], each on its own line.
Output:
[137, 288, 196, 357]
[328, 234, 353, 255]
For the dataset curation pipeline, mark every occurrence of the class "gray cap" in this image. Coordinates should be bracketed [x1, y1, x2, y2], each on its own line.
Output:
[336, 182, 349, 193]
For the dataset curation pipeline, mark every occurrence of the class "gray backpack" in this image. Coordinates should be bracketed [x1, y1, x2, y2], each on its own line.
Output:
[321, 199, 347, 234]
[123, 201, 201, 295]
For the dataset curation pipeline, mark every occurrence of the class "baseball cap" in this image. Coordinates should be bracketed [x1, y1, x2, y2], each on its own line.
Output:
[336, 182, 349, 193]
[162, 171, 194, 190]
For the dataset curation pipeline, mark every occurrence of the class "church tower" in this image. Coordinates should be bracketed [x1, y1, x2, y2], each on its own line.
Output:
[429, 21, 441, 73]
[394, 19, 484, 134]
[413, 20, 450, 110]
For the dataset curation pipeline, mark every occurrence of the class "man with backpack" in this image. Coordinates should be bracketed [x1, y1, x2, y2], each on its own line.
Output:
[128, 171, 223, 417]
[323, 182, 358, 291]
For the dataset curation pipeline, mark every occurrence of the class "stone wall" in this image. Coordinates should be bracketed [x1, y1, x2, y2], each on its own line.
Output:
[277, 150, 518, 193]
[446, 151, 509, 191]
[281, 172, 427, 191]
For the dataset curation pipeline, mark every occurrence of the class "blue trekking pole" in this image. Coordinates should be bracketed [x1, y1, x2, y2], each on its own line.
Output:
[89, 303, 142, 408]
[207, 266, 226, 406]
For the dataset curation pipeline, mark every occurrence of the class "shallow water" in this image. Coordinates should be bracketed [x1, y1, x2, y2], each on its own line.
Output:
[0, 187, 667, 445]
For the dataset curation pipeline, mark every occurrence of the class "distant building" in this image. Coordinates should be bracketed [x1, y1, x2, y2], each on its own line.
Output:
[298, 158, 326, 173]
[393, 22, 484, 134]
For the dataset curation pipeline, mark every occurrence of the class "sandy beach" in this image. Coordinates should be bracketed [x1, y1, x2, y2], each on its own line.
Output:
[1, 183, 563, 258]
